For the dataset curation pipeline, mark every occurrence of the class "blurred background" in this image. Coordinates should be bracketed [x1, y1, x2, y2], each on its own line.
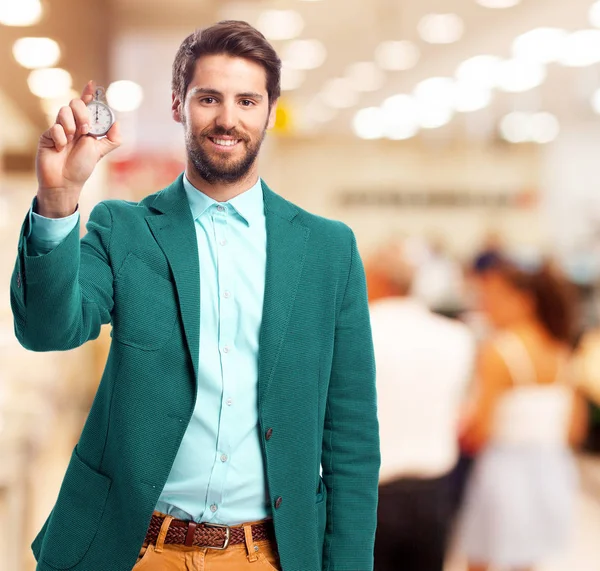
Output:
[2, 0, 600, 570]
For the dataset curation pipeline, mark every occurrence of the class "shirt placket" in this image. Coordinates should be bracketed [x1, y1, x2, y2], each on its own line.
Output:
[204, 203, 236, 521]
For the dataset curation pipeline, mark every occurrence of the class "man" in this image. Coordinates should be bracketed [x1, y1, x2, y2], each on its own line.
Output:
[10, 21, 379, 571]
[369, 241, 474, 571]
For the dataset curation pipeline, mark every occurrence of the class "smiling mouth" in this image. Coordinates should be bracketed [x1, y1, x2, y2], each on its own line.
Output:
[208, 137, 242, 149]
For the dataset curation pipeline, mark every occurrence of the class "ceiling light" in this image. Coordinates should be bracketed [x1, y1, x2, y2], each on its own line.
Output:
[455, 55, 502, 89]
[454, 83, 492, 113]
[416, 104, 454, 129]
[499, 111, 559, 143]
[529, 112, 559, 143]
[382, 94, 416, 113]
[282, 39, 327, 70]
[383, 91, 453, 131]
[353, 107, 385, 140]
[27, 68, 73, 99]
[418, 14, 464, 45]
[345, 62, 385, 92]
[558, 29, 600, 67]
[0, 0, 42, 26]
[590, 1, 600, 28]
[499, 112, 530, 143]
[414, 77, 456, 110]
[386, 122, 419, 140]
[476, 0, 520, 7]
[13, 37, 61, 69]
[257, 10, 304, 41]
[512, 28, 568, 64]
[280, 66, 306, 91]
[495, 59, 546, 92]
[107, 81, 143, 112]
[381, 95, 420, 140]
[374, 41, 420, 71]
[412, 77, 457, 127]
[320, 77, 359, 109]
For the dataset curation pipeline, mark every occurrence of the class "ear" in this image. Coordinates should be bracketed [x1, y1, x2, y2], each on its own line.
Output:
[267, 100, 279, 130]
[172, 92, 183, 124]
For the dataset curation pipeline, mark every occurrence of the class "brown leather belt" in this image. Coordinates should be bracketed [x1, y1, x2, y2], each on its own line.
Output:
[144, 514, 274, 549]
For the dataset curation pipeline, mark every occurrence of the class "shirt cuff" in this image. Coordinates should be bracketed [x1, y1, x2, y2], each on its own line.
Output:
[27, 199, 80, 256]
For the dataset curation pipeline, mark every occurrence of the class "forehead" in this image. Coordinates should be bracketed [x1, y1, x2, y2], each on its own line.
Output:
[188, 54, 268, 95]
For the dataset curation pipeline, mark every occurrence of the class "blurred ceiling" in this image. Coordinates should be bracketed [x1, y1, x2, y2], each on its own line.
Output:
[2, 0, 600, 155]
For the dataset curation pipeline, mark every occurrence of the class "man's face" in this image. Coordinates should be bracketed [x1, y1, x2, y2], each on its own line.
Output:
[172, 54, 277, 184]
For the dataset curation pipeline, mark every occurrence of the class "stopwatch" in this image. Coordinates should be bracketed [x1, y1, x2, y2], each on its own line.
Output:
[86, 86, 115, 137]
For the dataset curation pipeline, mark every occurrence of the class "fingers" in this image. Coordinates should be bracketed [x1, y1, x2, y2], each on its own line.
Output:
[98, 121, 122, 158]
[39, 124, 69, 151]
[69, 98, 90, 136]
[54, 99, 89, 144]
[81, 80, 95, 105]
[56, 106, 77, 142]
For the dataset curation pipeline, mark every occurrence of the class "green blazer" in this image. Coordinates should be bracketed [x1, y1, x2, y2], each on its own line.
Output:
[10, 175, 379, 571]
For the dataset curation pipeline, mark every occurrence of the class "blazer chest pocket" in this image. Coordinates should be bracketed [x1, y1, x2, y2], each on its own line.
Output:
[112, 252, 178, 351]
[40, 448, 112, 569]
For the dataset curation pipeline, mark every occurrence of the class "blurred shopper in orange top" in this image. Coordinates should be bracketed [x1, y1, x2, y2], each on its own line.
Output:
[458, 253, 587, 571]
[370, 240, 476, 571]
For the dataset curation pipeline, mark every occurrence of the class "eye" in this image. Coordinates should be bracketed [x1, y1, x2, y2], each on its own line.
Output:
[240, 99, 255, 107]
[200, 97, 217, 104]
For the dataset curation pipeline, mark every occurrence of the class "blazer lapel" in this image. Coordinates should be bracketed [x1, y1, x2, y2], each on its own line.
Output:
[146, 175, 200, 382]
[258, 182, 310, 401]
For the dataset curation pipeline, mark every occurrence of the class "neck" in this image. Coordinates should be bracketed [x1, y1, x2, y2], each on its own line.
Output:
[508, 317, 552, 341]
[185, 163, 259, 202]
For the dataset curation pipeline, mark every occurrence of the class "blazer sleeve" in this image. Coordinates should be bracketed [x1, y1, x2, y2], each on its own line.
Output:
[321, 230, 380, 571]
[10, 201, 115, 352]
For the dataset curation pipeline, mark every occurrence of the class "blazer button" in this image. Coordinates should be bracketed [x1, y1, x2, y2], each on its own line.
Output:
[275, 496, 283, 509]
[265, 428, 273, 440]
[16, 272, 21, 288]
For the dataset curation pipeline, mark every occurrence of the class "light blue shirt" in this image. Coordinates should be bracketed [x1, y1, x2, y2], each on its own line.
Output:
[28, 175, 270, 525]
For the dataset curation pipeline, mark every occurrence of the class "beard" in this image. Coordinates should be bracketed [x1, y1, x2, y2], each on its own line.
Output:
[185, 122, 267, 185]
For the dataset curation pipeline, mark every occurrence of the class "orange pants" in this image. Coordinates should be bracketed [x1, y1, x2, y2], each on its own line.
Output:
[132, 512, 281, 571]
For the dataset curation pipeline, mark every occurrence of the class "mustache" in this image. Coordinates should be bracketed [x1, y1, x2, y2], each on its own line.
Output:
[200, 126, 249, 142]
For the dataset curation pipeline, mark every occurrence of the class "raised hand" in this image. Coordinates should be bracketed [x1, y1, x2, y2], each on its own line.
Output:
[35, 81, 121, 218]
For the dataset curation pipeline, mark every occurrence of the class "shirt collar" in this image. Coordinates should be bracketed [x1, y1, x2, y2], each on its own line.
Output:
[182, 174, 264, 226]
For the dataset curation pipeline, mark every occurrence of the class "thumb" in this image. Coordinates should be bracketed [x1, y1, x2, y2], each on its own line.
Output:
[98, 121, 122, 159]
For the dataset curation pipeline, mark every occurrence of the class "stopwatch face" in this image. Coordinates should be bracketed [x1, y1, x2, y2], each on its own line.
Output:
[86, 101, 114, 137]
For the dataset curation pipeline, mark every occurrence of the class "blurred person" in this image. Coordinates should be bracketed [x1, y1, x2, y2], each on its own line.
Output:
[574, 328, 600, 405]
[9, 21, 379, 571]
[458, 254, 588, 571]
[370, 241, 476, 571]
[411, 235, 465, 316]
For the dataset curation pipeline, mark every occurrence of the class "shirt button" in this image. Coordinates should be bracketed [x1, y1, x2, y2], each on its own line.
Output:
[217, 205, 225, 212]
[220, 454, 228, 463]
[265, 428, 273, 441]
[222, 346, 230, 354]
[275, 497, 283, 509]
[210, 504, 218, 513]
[226, 398, 233, 406]
[219, 239, 227, 246]
[223, 290, 231, 299]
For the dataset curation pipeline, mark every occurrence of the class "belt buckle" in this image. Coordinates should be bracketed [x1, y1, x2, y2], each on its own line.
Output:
[204, 522, 231, 550]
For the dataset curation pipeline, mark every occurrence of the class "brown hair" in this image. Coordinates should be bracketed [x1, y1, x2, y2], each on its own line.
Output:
[172, 20, 281, 108]
[483, 256, 577, 344]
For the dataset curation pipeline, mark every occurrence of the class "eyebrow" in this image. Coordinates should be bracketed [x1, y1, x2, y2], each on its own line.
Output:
[189, 87, 264, 101]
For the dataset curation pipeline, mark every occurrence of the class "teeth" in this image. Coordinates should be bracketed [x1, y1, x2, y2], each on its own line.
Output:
[213, 138, 238, 146]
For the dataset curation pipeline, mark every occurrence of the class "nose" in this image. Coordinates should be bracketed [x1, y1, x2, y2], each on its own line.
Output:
[215, 102, 237, 131]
